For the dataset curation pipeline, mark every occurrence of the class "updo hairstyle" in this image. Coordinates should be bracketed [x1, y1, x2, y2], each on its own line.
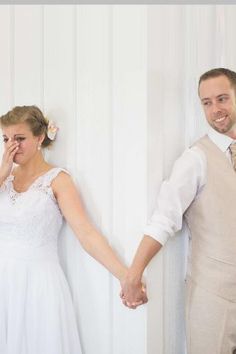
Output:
[0, 105, 53, 148]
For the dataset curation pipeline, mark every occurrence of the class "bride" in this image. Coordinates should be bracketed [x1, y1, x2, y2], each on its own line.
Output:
[0, 105, 147, 354]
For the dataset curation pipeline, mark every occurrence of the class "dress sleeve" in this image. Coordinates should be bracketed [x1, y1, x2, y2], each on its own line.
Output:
[43, 167, 70, 187]
[143, 146, 206, 246]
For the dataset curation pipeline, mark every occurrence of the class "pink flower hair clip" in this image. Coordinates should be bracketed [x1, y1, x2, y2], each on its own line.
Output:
[47, 120, 59, 141]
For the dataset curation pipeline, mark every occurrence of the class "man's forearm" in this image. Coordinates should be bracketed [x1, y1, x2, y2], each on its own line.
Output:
[120, 235, 162, 308]
[127, 235, 162, 282]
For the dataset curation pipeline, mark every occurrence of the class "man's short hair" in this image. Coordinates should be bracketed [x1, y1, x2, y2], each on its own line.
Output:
[198, 68, 236, 94]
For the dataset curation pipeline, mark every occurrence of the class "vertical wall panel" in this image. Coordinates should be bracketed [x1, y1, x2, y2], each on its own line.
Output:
[161, 7, 186, 354]
[147, 6, 186, 354]
[14, 5, 42, 106]
[0, 6, 12, 115]
[112, 5, 147, 354]
[0, 5, 11, 162]
[147, 7, 165, 354]
[43, 5, 75, 168]
[217, 5, 236, 71]
[75, 5, 112, 354]
[184, 5, 217, 145]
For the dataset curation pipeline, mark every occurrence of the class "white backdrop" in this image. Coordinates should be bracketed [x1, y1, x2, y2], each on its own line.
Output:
[1, 5, 236, 354]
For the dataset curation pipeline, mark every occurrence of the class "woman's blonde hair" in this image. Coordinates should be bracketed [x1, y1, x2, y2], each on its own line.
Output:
[0, 105, 54, 148]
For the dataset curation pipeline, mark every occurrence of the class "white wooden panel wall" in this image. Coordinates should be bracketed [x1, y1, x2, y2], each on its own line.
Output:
[1, 5, 236, 354]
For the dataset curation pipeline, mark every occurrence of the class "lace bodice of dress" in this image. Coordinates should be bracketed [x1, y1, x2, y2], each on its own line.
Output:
[0, 167, 67, 247]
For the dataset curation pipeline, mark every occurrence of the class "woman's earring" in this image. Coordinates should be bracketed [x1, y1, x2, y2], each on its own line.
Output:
[38, 144, 41, 150]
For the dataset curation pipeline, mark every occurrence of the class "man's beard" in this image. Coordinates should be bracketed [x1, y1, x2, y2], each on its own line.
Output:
[211, 116, 234, 134]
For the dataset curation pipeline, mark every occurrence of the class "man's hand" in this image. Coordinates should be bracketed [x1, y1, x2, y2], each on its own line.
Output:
[119, 236, 161, 309]
[120, 276, 148, 309]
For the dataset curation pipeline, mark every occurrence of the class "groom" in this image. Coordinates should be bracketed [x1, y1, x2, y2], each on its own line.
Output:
[121, 68, 236, 354]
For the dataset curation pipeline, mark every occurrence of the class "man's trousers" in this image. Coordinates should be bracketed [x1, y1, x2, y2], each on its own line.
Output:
[185, 278, 236, 354]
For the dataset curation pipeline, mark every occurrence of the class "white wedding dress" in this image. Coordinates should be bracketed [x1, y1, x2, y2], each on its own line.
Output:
[0, 167, 82, 354]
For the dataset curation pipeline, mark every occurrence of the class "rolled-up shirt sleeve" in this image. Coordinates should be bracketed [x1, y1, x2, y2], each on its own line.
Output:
[143, 147, 206, 246]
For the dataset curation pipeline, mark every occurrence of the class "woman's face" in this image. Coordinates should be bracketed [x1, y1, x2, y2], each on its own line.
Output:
[2, 123, 44, 165]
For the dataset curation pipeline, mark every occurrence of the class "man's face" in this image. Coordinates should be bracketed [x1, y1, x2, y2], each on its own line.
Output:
[199, 75, 236, 137]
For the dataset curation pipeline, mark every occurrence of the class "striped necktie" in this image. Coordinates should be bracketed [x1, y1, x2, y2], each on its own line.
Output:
[229, 142, 236, 171]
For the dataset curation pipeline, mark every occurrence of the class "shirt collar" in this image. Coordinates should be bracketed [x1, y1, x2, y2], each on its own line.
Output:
[208, 127, 235, 152]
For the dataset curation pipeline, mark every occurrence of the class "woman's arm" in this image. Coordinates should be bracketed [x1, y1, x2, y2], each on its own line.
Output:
[52, 171, 127, 282]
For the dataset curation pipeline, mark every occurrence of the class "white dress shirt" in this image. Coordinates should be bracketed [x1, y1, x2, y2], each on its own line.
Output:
[143, 128, 235, 246]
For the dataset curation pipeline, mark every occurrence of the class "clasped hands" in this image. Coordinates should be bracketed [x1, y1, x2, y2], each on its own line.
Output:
[120, 275, 148, 309]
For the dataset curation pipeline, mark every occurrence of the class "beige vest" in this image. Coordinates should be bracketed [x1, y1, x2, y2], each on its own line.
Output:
[184, 135, 236, 301]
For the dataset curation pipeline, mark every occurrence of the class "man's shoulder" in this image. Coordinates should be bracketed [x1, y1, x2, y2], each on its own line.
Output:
[189, 134, 209, 149]
[172, 140, 207, 175]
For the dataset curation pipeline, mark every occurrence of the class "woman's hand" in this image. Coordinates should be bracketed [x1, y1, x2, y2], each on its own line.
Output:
[120, 276, 148, 309]
[0, 139, 19, 182]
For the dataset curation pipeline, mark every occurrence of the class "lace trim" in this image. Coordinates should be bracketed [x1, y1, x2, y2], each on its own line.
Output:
[0, 175, 14, 192]
[7, 167, 68, 204]
[9, 183, 55, 204]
